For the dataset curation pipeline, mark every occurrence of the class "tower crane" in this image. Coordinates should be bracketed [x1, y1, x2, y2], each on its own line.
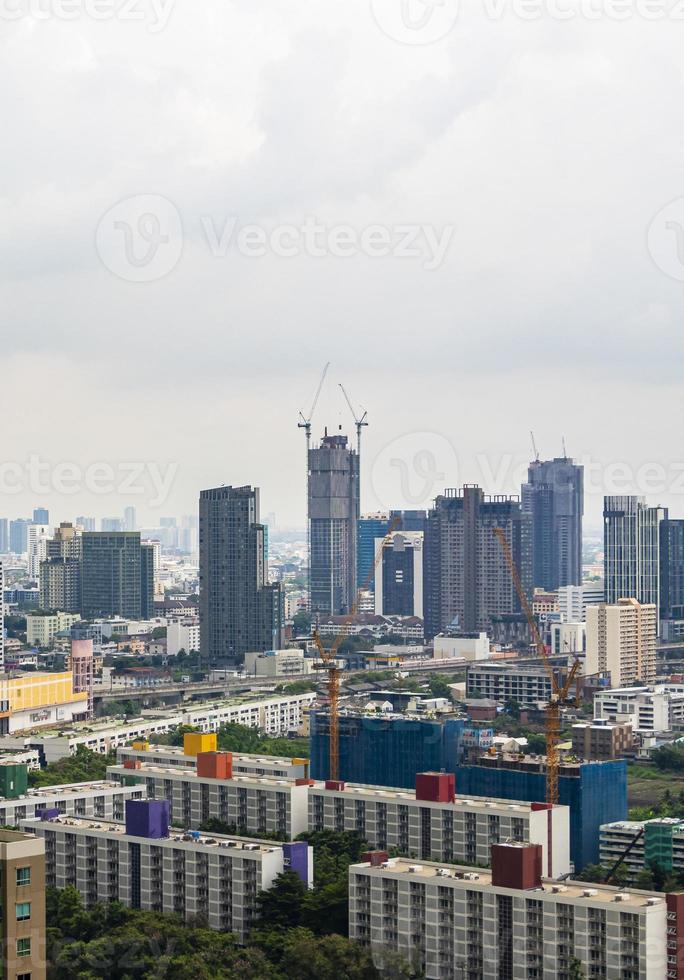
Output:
[339, 383, 368, 457]
[298, 362, 330, 452]
[312, 515, 401, 781]
[493, 527, 581, 806]
[530, 431, 540, 463]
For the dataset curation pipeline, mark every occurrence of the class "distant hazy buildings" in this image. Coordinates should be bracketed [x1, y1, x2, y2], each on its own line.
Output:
[308, 431, 359, 615]
[374, 531, 423, 617]
[9, 519, 30, 554]
[199, 485, 282, 664]
[603, 496, 666, 609]
[423, 486, 532, 639]
[586, 598, 657, 687]
[522, 457, 583, 590]
[0, 518, 7, 553]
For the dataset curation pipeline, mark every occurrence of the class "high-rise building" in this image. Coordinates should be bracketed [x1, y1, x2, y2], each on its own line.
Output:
[80, 532, 149, 619]
[70, 627, 94, 719]
[0, 560, 3, 670]
[9, 519, 30, 555]
[585, 598, 658, 687]
[357, 510, 426, 594]
[374, 531, 424, 617]
[0, 519, 8, 553]
[423, 485, 532, 639]
[140, 542, 156, 619]
[0, 828, 46, 980]
[75, 516, 96, 532]
[26, 524, 50, 581]
[199, 485, 282, 664]
[521, 456, 583, 590]
[39, 523, 82, 612]
[308, 432, 360, 615]
[604, 496, 666, 609]
[101, 517, 124, 533]
[32, 508, 49, 525]
[123, 506, 137, 531]
[660, 519, 684, 637]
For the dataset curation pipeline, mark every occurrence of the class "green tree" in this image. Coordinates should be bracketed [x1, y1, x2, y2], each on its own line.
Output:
[29, 746, 115, 789]
[569, 957, 586, 979]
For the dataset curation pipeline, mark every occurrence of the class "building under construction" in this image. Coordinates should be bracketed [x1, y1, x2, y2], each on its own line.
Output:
[308, 430, 360, 616]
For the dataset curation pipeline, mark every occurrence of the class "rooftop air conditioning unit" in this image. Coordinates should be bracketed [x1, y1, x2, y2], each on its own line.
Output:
[582, 889, 598, 897]
[463, 873, 480, 881]
[614, 894, 630, 902]
[408, 865, 423, 873]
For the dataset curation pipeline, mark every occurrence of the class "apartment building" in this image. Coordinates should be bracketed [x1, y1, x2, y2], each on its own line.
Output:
[107, 755, 310, 838]
[349, 842, 673, 980]
[22, 801, 313, 941]
[26, 612, 80, 649]
[0, 691, 315, 763]
[466, 663, 553, 705]
[309, 772, 570, 878]
[571, 721, 633, 761]
[116, 735, 310, 780]
[593, 685, 684, 734]
[0, 830, 46, 980]
[586, 598, 657, 687]
[0, 780, 145, 828]
[600, 818, 684, 882]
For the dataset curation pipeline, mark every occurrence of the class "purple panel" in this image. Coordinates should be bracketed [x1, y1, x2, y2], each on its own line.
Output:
[36, 808, 60, 820]
[125, 799, 169, 839]
[283, 841, 309, 885]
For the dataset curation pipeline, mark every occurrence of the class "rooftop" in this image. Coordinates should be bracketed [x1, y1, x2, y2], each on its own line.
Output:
[312, 780, 555, 812]
[122, 744, 309, 766]
[351, 857, 666, 909]
[107, 763, 301, 791]
[22, 814, 286, 854]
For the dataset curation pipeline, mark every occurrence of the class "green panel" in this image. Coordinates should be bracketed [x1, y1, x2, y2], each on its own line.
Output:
[644, 822, 674, 872]
[0, 764, 28, 800]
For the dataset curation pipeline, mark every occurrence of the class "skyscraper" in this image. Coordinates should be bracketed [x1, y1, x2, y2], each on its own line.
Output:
[424, 485, 532, 640]
[199, 485, 282, 664]
[80, 532, 149, 619]
[0, 519, 7, 553]
[27, 524, 50, 581]
[9, 519, 30, 555]
[308, 431, 360, 615]
[32, 508, 49, 525]
[603, 496, 666, 609]
[374, 531, 424, 617]
[522, 457, 583, 590]
[659, 519, 684, 636]
[357, 510, 427, 594]
[123, 506, 137, 531]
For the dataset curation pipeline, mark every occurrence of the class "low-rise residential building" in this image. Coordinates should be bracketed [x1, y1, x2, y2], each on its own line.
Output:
[0, 780, 145, 827]
[309, 772, 570, 878]
[107, 755, 310, 838]
[593, 685, 684, 734]
[243, 648, 314, 678]
[166, 616, 200, 657]
[116, 738, 310, 780]
[600, 818, 684, 882]
[466, 662, 553, 705]
[571, 720, 633, 760]
[349, 842, 675, 980]
[26, 612, 80, 649]
[0, 691, 316, 763]
[22, 801, 313, 941]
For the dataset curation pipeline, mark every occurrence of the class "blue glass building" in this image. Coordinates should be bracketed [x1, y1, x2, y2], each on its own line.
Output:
[357, 511, 426, 593]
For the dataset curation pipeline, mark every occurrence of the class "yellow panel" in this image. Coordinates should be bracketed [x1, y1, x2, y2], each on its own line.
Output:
[183, 733, 217, 756]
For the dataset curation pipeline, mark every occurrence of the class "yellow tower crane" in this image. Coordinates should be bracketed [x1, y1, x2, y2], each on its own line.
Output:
[493, 527, 581, 806]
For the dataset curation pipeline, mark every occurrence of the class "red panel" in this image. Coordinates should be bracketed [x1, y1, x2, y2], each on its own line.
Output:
[491, 843, 543, 890]
[123, 760, 141, 770]
[667, 893, 684, 979]
[295, 778, 315, 786]
[196, 752, 233, 780]
[362, 851, 389, 866]
[325, 780, 346, 791]
[415, 772, 455, 803]
[531, 803, 551, 812]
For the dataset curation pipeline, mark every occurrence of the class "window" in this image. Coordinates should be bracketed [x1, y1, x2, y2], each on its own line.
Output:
[16, 902, 31, 921]
[16, 937, 31, 957]
[16, 867, 31, 886]
[17, 974, 32, 980]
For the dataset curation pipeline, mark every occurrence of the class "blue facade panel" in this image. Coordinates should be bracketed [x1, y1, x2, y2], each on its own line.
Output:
[455, 761, 627, 870]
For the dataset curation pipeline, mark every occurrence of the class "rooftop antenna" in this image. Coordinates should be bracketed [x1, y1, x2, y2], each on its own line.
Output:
[339, 383, 368, 457]
[562, 436, 567, 460]
[530, 431, 540, 463]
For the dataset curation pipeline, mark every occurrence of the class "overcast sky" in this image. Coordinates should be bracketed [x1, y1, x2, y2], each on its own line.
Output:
[2, 0, 684, 531]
